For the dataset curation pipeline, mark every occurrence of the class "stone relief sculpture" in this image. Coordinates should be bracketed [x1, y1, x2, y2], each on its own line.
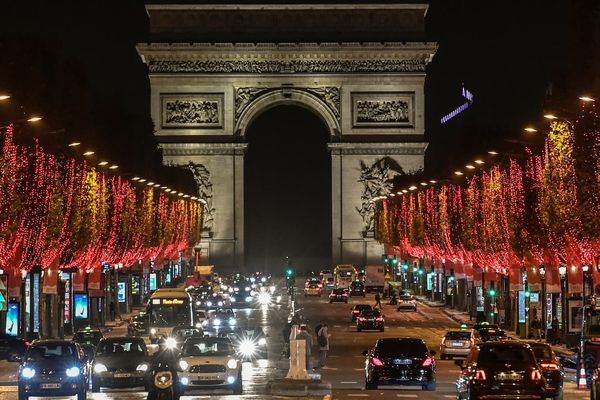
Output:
[162, 96, 223, 128]
[304, 87, 340, 119]
[356, 158, 403, 232]
[235, 87, 269, 119]
[356, 99, 409, 123]
[188, 162, 216, 231]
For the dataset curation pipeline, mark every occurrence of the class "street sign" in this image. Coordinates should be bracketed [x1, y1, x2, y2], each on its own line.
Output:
[0, 276, 7, 312]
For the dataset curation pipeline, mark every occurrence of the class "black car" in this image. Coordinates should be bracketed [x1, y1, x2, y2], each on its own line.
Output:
[474, 327, 509, 343]
[91, 337, 149, 392]
[0, 333, 29, 361]
[329, 288, 348, 303]
[363, 338, 436, 390]
[455, 341, 546, 400]
[72, 327, 103, 360]
[170, 326, 204, 349]
[227, 326, 268, 360]
[529, 342, 563, 399]
[349, 281, 366, 297]
[18, 340, 89, 400]
[357, 310, 385, 332]
[351, 304, 373, 322]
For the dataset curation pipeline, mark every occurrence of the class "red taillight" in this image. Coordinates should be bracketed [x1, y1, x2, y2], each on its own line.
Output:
[474, 369, 487, 381]
[24, 341, 30, 346]
[592, 337, 600, 342]
[342, 293, 347, 297]
[371, 357, 384, 367]
[540, 362, 560, 371]
[441, 337, 446, 346]
[358, 317, 367, 321]
[531, 369, 543, 381]
[421, 356, 433, 367]
[376, 317, 384, 321]
[353, 310, 360, 314]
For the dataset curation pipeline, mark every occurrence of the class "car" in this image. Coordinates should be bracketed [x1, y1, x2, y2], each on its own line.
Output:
[304, 283, 322, 297]
[357, 309, 385, 332]
[439, 330, 474, 360]
[529, 342, 564, 399]
[397, 294, 417, 311]
[203, 310, 238, 334]
[0, 333, 29, 361]
[455, 341, 546, 400]
[323, 277, 335, 290]
[178, 337, 242, 395]
[204, 294, 227, 309]
[351, 304, 373, 322]
[474, 327, 509, 343]
[329, 288, 348, 303]
[349, 280, 366, 297]
[472, 322, 498, 331]
[363, 338, 436, 391]
[72, 327, 103, 360]
[170, 326, 205, 349]
[18, 340, 89, 400]
[194, 310, 210, 328]
[127, 313, 148, 336]
[91, 337, 149, 392]
[227, 327, 268, 360]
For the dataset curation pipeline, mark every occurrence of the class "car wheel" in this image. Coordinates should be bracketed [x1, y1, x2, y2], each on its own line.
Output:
[77, 389, 86, 400]
[554, 391, 563, 400]
[365, 379, 378, 390]
[422, 381, 436, 391]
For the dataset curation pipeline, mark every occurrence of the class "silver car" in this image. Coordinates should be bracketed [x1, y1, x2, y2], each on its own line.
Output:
[439, 330, 474, 359]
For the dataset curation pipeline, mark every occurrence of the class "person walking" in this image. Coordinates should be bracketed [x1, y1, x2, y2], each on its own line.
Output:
[295, 324, 313, 371]
[531, 315, 542, 340]
[109, 300, 116, 321]
[374, 292, 383, 309]
[317, 324, 330, 369]
[551, 316, 560, 344]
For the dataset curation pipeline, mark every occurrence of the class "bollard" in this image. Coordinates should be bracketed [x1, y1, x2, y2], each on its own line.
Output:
[285, 339, 310, 380]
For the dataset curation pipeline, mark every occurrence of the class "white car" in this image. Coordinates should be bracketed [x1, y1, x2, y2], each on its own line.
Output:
[178, 337, 242, 395]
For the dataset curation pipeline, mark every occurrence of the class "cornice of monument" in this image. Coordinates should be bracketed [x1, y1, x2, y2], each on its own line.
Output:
[328, 142, 428, 155]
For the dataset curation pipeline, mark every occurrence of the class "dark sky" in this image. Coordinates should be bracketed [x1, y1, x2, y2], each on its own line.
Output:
[0, 1, 574, 268]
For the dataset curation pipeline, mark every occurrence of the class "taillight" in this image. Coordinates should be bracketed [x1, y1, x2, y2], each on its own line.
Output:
[24, 341, 30, 346]
[422, 356, 433, 367]
[342, 293, 347, 297]
[531, 369, 543, 381]
[358, 317, 367, 322]
[441, 337, 446, 346]
[376, 317, 384, 321]
[592, 337, 600, 342]
[353, 310, 360, 314]
[474, 369, 487, 381]
[370, 357, 384, 367]
[540, 362, 560, 371]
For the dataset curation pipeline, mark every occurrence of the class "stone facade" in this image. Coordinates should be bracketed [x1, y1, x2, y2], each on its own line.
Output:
[137, 4, 436, 268]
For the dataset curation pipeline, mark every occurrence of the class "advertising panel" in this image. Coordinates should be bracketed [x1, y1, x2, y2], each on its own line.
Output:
[117, 282, 126, 303]
[149, 273, 157, 291]
[74, 293, 88, 319]
[5, 303, 19, 336]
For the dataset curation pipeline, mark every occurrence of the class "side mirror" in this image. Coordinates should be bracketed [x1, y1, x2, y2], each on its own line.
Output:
[429, 350, 436, 356]
[362, 350, 368, 356]
[454, 359, 464, 368]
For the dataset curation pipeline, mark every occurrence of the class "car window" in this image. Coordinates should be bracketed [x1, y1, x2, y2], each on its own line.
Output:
[197, 311, 206, 318]
[376, 339, 427, 357]
[445, 331, 472, 340]
[73, 331, 102, 344]
[478, 328, 506, 336]
[27, 344, 76, 361]
[531, 345, 552, 360]
[97, 341, 146, 355]
[478, 345, 534, 364]
[355, 305, 372, 311]
[182, 339, 233, 356]
[360, 310, 381, 317]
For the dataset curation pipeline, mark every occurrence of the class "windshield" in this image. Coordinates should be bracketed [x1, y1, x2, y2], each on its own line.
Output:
[360, 311, 381, 318]
[150, 303, 191, 327]
[27, 344, 77, 361]
[479, 329, 506, 337]
[478, 345, 534, 364]
[182, 339, 233, 356]
[355, 305, 372, 311]
[97, 340, 145, 355]
[445, 331, 471, 340]
[73, 331, 102, 345]
[376, 339, 427, 357]
[584, 309, 600, 335]
[338, 271, 353, 277]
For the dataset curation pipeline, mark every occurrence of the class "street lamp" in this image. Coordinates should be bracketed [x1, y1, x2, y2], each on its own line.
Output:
[559, 265, 567, 343]
[539, 265, 546, 338]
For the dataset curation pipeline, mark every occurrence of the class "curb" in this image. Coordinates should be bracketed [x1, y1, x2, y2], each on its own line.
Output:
[268, 379, 332, 397]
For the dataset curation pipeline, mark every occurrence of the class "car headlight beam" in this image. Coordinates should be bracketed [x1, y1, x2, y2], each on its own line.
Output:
[21, 367, 35, 378]
[165, 337, 177, 349]
[179, 360, 189, 371]
[239, 339, 256, 357]
[94, 363, 108, 373]
[66, 366, 80, 377]
[227, 359, 238, 369]
[150, 328, 157, 335]
[258, 292, 272, 305]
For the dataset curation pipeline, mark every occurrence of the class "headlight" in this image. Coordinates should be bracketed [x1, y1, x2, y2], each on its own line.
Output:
[258, 337, 267, 346]
[227, 359, 238, 369]
[21, 367, 35, 378]
[251, 284, 257, 289]
[165, 337, 177, 349]
[239, 339, 256, 357]
[66, 367, 80, 377]
[196, 322, 202, 328]
[136, 363, 148, 372]
[221, 285, 228, 290]
[250, 277, 256, 283]
[94, 363, 108, 373]
[218, 301, 223, 307]
[276, 295, 282, 303]
[150, 328, 157, 335]
[261, 277, 266, 283]
[213, 318, 221, 326]
[244, 286, 251, 292]
[180, 376, 190, 385]
[269, 286, 275, 293]
[229, 318, 236, 326]
[229, 287, 234, 293]
[179, 360, 189, 371]
[207, 301, 213, 307]
[202, 320, 208, 327]
[245, 296, 253, 302]
[258, 292, 271, 305]
[230, 296, 237, 302]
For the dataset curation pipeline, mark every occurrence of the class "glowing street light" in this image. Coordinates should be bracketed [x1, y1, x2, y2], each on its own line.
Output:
[465, 164, 475, 169]
[429, 180, 437, 184]
[68, 142, 81, 147]
[409, 185, 417, 191]
[147, 181, 154, 186]
[420, 182, 428, 186]
[474, 159, 485, 165]
[579, 96, 595, 102]
[83, 151, 95, 156]
[138, 179, 146, 183]
[488, 150, 498, 155]
[98, 161, 108, 166]
[27, 116, 42, 122]
[0, 94, 11, 101]
[543, 114, 558, 120]
[524, 127, 537, 133]
[402, 189, 408, 193]
[454, 171, 464, 176]
[132, 177, 140, 181]
[109, 165, 119, 170]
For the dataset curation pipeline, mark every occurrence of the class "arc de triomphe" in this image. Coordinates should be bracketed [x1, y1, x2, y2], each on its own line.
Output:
[137, 3, 437, 269]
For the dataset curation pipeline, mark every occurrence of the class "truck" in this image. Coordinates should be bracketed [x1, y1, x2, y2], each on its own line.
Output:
[334, 265, 357, 289]
[364, 265, 386, 293]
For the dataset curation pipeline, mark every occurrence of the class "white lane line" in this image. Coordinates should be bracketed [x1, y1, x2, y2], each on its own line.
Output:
[347, 394, 369, 397]
[340, 381, 358, 384]
[443, 396, 456, 398]
[396, 395, 418, 398]
[354, 368, 364, 371]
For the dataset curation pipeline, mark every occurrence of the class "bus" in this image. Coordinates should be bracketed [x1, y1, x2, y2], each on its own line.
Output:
[148, 287, 193, 343]
[334, 265, 357, 289]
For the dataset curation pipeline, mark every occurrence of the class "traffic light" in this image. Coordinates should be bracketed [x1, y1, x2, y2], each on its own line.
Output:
[382, 254, 390, 264]
[402, 263, 409, 272]
[488, 282, 497, 297]
[286, 268, 294, 278]
[524, 288, 531, 298]
[392, 256, 398, 265]
[418, 268, 424, 276]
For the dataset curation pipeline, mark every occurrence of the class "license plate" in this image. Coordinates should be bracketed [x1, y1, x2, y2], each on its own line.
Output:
[452, 342, 464, 347]
[368, 319, 374, 322]
[114, 373, 131, 378]
[336, 296, 341, 298]
[495, 372, 522, 381]
[393, 359, 412, 365]
[41, 383, 61, 389]
[198, 375, 218, 380]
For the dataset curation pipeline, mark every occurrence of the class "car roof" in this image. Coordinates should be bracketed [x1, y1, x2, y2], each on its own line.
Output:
[31, 339, 76, 346]
[100, 336, 145, 343]
[354, 304, 371, 308]
[377, 337, 424, 344]
[478, 340, 529, 349]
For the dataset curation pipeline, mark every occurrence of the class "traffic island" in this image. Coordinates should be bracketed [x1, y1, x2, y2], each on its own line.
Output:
[268, 379, 332, 397]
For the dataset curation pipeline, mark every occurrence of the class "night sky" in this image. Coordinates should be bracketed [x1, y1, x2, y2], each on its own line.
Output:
[0, 1, 576, 270]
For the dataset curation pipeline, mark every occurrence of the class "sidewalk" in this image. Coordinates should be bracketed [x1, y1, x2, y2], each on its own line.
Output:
[102, 306, 145, 331]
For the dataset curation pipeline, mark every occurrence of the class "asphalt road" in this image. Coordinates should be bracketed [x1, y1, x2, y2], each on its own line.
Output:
[0, 285, 585, 399]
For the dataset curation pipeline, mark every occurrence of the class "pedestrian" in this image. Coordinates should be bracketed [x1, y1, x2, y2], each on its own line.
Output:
[282, 323, 292, 357]
[551, 316, 560, 344]
[317, 324, 330, 369]
[295, 324, 313, 371]
[109, 300, 116, 321]
[374, 291, 383, 309]
[314, 320, 324, 337]
[531, 315, 542, 340]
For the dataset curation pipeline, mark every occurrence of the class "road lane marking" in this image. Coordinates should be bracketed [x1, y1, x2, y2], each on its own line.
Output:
[0, 387, 18, 392]
[347, 394, 369, 397]
[396, 395, 418, 398]
[341, 381, 358, 384]
[354, 368, 364, 371]
[443, 396, 456, 398]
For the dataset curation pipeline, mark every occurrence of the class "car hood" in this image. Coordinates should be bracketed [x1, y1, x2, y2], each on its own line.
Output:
[94, 353, 147, 369]
[181, 355, 234, 364]
[24, 358, 80, 371]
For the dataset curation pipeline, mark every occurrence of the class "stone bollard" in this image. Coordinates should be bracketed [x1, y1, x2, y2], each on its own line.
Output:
[285, 339, 310, 380]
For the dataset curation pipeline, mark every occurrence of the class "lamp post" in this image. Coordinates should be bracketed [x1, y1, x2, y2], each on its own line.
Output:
[583, 264, 591, 304]
[559, 265, 567, 343]
[539, 265, 546, 340]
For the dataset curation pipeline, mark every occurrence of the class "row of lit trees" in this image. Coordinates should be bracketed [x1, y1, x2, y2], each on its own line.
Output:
[0, 124, 203, 273]
[374, 100, 600, 272]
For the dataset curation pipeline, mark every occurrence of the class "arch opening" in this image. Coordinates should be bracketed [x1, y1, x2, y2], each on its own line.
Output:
[244, 105, 332, 273]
